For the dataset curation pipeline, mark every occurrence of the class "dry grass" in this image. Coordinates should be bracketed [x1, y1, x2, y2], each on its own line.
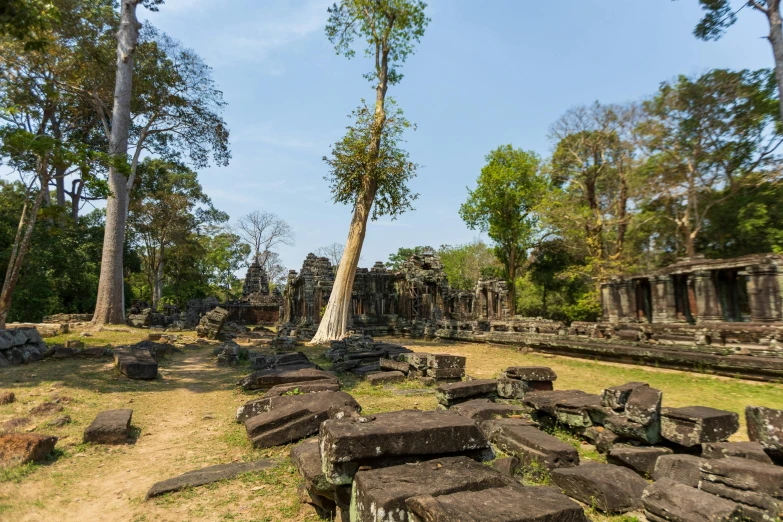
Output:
[0, 334, 780, 521]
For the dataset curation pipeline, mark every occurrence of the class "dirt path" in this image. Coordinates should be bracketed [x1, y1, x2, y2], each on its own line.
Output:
[0, 345, 314, 522]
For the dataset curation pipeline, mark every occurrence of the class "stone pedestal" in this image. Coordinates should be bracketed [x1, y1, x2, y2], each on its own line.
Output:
[651, 276, 677, 324]
[747, 264, 782, 322]
[692, 270, 722, 323]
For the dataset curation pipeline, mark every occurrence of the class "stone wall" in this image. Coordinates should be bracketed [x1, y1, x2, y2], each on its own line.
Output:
[0, 328, 49, 367]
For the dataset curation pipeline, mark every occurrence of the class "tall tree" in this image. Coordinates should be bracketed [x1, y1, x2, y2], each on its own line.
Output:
[459, 145, 547, 312]
[92, 3, 231, 325]
[236, 211, 295, 267]
[694, 0, 783, 121]
[637, 69, 782, 257]
[127, 158, 223, 308]
[438, 240, 500, 291]
[310, 0, 429, 344]
[386, 245, 434, 269]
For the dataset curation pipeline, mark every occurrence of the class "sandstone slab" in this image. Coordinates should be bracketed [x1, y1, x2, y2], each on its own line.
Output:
[366, 371, 405, 386]
[702, 441, 773, 464]
[83, 409, 133, 444]
[504, 366, 557, 382]
[0, 433, 57, 468]
[435, 379, 498, 407]
[319, 410, 491, 485]
[449, 399, 530, 422]
[145, 459, 274, 499]
[652, 454, 704, 487]
[746, 405, 783, 457]
[482, 422, 578, 469]
[239, 367, 335, 391]
[642, 478, 743, 522]
[262, 379, 340, 398]
[551, 463, 648, 513]
[114, 348, 158, 380]
[660, 406, 739, 447]
[607, 445, 673, 477]
[601, 382, 649, 411]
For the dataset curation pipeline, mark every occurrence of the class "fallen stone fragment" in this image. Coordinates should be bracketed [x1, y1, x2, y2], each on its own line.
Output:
[29, 402, 63, 416]
[551, 463, 648, 513]
[83, 409, 133, 444]
[482, 421, 578, 469]
[624, 386, 662, 425]
[660, 406, 739, 447]
[0, 433, 57, 468]
[607, 445, 673, 477]
[244, 391, 360, 448]
[399, 352, 431, 370]
[291, 439, 337, 501]
[700, 456, 783, 498]
[552, 392, 604, 428]
[701, 480, 782, 522]
[601, 382, 649, 411]
[319, 410, 492, 485]
[238, 367, 335, 391]
[652, 454, 704, 487]
[746, 405, 783, 458]
[496, 378, 532, 399]
[426, 354, 466, 369]
[642, 478, 743, 522]
[0, 392, 15, 405]
[603, 415, 660, 445]
[46, 416, 71, 428]
[504, 366, 557, 382]
[479, 418, 540, 440]
[262, 379, 340, 398]
[366, 371, 405, 386]
[351, 456, 515, 522]
[145, 459, 274, 499]
[435, 379, 498, 407]
[379, 358, 411, 373]
[702, 441, 773, 464]
[449, 399, 530, 422]
[114, 347, 158, 380]
[405, 484, 589, 522]
[426, 367, 465, 380]
[492, 456, 520, 477]
[0, 417, 30, 433]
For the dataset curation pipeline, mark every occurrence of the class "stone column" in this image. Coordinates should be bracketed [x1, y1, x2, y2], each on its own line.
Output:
[616, 279, 636, 323]
[747, 264, 782, 322]
[651, 276, 676, 323]
[692, 270, 722, 323]
[601, 282, 618, 323]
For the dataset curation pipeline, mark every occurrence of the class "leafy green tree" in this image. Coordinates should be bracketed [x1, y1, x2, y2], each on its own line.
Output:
[311, 0, 429, 344]
[459, 145, 547, 312]
[0, 0, 60, 49]
[437, 241, 500, 291]
[127, 159, 226, 308]
[200, 227, 249, 300]
[637, 68, 782, 257]
[386, 245, 434, 269]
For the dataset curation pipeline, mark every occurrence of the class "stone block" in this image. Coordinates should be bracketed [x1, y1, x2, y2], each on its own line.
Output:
[114, 348, 158, 380]
[601, 382, 649, 411]
[552, 392, 604, 428]
[238, 367, 335, 391]
[243, 392, 360, 447]
[291, 439, 334, 500]
[642, 478, 743, 522]
[624, 386, 662, 425]
[351, 456, 514, 522]
[504, 366, 557, 382]
[435, 379, 497, 407]
[0, 433, 57, 467]
[449, 399, 530, 422]
[660, 406, 739, 447]
[702, 441, 773, 464]
[698, 480, 782, 522]
[496, 378, 531, 399]
[0, 392, 14, 405]
[652, 454, 704, 487]
[366, 371, 405, 386]
[405, 484, 588, 522]
[399, 352, 431, 370]
[492, 456, 520, 477]
[319, 410, 491, 485]
[607, 445, 673, 478]
[262, 379, 340, 399]
[83, 409, 133, 444]
[379, 358, 411, 373]
[426, 367, 465, 380]
[145, 459, 274, 499]
[426, 354, 466, 369]
[603, 415, 661, 445]
[746, 405, 783, 456]
[700, 456, 783, 498]
[482, 422, 578, 469]
[551, 463, 648, 513]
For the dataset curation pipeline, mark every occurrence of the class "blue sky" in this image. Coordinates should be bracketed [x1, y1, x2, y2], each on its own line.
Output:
[140, 0, 772, 272]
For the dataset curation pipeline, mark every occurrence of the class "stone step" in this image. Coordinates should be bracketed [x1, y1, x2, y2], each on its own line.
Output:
[83, 409, 133, 444]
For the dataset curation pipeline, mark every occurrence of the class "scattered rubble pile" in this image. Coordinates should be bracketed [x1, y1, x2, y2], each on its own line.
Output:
[196, 307, 228, 339]
[372, 352, 467, 386]
[325, 335, 413, 377]
[0, 328, 49, 367]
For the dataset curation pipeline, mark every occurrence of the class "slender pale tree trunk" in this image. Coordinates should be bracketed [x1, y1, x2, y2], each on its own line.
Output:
[507, 247, 517, 316]
[92, 0, 142, 326]
[0, 169, 50, 328]
[152, 249, 163, 309]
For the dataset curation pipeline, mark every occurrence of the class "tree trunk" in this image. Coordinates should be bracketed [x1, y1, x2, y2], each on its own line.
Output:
[310, 184, 377, 344]
[152, 248, 163, 309]
[507, 247, 517, 317]
[764, 1, 783, 122]
[0, 174, 49, 328]
[92, 0, 141, 326]
[70, 178, 84, 223]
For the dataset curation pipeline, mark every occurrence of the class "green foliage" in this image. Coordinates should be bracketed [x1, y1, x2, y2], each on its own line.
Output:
[324, 99, 420, 220]
[0, 0, 60, 49]
[693, 0, 739, 41]
[326, 0, 430, 86]
[386, 245, 434, 269]
[437, 240, 501, 291]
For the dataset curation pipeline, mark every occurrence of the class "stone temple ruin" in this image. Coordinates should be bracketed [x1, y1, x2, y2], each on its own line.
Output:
[221, 257, 283, 324]
[279, 252, 510, 339]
